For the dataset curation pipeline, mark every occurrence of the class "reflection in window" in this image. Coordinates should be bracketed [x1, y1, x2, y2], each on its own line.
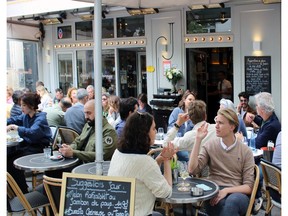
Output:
[75, 21, 93, 40]
[117, 16, 145, 37]
[58, 53, 73, 95]
[7, 40, 39, 92]
[76, 49, 115, 94]
[102, 18, 114, 38]
[186, 7, 231, 34]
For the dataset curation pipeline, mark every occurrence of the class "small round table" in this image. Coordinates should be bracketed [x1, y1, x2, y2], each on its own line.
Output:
[72, 161, 111, 175]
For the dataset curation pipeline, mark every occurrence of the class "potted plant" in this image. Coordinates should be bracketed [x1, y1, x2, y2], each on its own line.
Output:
[165, 67, 183, 93]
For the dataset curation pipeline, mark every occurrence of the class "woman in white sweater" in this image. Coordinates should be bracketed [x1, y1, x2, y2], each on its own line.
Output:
[108, 111, 176, 216]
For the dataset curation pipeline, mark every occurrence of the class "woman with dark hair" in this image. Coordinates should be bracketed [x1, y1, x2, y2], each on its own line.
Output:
[7, 92, 52, 193]
[189, 108, 254, 216]
[167, 90, 196, 162]
[137, 93, 153, 114]
[108, 112, 176, 216]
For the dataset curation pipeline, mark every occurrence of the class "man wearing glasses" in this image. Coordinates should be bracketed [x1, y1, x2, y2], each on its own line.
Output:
[236, 91, 256, 127]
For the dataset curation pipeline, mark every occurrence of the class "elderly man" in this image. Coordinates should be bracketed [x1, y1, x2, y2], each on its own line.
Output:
[59, 99, 117, 162]
[64, 88, 89, 134]
[86, 85, 94, 100]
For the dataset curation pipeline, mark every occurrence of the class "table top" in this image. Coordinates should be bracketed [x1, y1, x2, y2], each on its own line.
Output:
[158, 177, 219, 204]
[72, 161, 111, 175]
[14, 152, 80, 172]
[253, 149, 263, 158]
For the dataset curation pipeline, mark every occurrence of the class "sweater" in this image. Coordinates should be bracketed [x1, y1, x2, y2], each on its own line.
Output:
[108, 149, 172, 215]
[191, 138, 255, 190]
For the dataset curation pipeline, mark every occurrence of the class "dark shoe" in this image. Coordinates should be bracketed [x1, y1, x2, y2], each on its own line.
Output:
[253, 197, 263, 214]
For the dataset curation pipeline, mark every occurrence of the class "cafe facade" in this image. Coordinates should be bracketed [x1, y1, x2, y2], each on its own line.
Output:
[6, 1, 281, 121]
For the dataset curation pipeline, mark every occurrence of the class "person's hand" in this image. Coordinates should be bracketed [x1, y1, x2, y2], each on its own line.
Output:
[176, 112, 189, 126]
[196, 122, 208, 141]
[236, 103, 241, 113]
[7, 124, 18, 132]
[210, 189, 228, 206]
[235, 132, 244, 141]
[58, 144, 73, 158]
[245, 112, 255, 124]
[160, 142, 178, 160]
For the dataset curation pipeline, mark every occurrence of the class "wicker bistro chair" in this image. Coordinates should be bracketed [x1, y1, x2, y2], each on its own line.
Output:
[260, 159, 281, 216]
[7, 172, 51, 216]
[194, 164, 260, 216]
[56, 126, 80, 145]
[43, 175, 62, 216]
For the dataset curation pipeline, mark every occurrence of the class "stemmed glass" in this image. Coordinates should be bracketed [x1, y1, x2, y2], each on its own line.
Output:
[177, 162, 190, 192]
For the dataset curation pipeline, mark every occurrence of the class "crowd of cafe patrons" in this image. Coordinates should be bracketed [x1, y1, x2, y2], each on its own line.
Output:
[6, 81, 281, 216]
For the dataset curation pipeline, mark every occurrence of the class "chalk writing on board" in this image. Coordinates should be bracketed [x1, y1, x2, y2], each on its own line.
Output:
[59, 173, 135, 216]
[245, 56, 271, 95]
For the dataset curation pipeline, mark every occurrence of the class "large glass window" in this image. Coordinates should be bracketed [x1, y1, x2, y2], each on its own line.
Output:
[75, 21, 93, 40]
[76, 49, 115, 93]
[102, 18, 114, 38]
[117, 16, 145, 37]
[186, 7, 231, 34]
[7, 40, 39, 92]
[58, 53, 73, 95]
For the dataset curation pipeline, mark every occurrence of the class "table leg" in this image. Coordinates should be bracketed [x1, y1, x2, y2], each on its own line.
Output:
[182, 203, 187, 216]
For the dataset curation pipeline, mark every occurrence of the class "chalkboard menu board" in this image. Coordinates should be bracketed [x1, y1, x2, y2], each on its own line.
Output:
[245, 56, 271, 95]
[59, 172, 136, 216]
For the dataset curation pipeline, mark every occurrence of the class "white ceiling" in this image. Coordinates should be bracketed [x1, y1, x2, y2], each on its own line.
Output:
[7, 0, 265, 18]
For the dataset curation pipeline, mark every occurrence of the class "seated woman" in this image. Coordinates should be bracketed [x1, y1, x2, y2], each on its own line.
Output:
[188, 108, 255, 216]
[106, 95, 121, 128]
[137, 93, 153, 114]
[108, 112, 176, 216]
[168, 90, 195, 162]
[7, 92, 52, 193]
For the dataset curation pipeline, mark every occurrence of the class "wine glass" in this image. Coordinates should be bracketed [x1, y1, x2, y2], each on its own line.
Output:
[158, 127, 164, 140]
[177, 162, 190, 192]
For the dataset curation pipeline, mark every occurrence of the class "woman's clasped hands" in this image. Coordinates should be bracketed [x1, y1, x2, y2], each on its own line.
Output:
[160, 142, 178, 160]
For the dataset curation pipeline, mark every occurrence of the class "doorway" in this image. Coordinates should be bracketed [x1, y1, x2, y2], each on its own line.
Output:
[118, 48, 146, 98]
[186, 47, 233, 123]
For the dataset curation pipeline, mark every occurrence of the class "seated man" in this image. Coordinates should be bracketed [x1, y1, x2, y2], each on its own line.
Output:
[272, 131, 281, 168]
[165, 100, 216, 151]
[115, 97, 138, 137]
[59, 99, 117, 163]
[43, 97, 72, 126]
[189, 108, 255, 216]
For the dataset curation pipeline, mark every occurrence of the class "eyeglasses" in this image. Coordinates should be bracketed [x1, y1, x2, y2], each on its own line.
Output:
[240, 99, 248, 102]
[102, 98, 107, 101]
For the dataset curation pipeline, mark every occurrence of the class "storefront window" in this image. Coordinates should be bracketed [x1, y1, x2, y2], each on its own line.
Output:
[102, 18, 114, 38]
[58, 53, 73, 95]
[7, 40, 39, 92]
[75, 21, 93, 40]
[76, 49, 115, 93]
[57, 26, 72, 39]
[186, 7, 231, 34]
[117, 16, 145, 37]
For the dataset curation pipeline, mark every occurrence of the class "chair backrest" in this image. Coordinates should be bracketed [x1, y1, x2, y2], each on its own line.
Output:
[50, 125, 58, 144]
[245, 164, 260, 216]
[58, 126, 80, 144]
[43, 175, 62, 216]
[7, 172, 34, 211]
[260, 159, 281, 203]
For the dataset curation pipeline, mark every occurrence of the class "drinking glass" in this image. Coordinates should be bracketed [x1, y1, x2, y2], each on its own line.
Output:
[243, 136, 248, 146]
[177, 162, 190, 192]
[158, 127, 164, 140]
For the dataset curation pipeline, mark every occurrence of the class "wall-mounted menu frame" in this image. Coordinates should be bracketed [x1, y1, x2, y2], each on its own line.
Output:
[245, 56, 271, 95]
[59, 172, 136, 216]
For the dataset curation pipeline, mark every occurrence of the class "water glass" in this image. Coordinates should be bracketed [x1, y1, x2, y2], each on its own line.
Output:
[249, 137, 256, 152]
[158, 127, 164, 140]
[243, 137, 248, 146]
[43, 147, 51, 159]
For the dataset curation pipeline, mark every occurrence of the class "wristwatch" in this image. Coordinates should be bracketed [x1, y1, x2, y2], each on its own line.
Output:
[174, 123, 180, 129]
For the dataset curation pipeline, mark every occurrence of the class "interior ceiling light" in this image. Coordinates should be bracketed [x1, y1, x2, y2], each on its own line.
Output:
[126, 8, 159, 16]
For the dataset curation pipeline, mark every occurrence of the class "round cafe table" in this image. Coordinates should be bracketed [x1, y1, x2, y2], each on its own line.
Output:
[72, 161, 111, 175]
[13, 152, 80, 172]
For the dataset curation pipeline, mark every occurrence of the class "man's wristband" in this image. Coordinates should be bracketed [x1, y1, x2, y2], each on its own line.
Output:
[174, 123, 180, 129]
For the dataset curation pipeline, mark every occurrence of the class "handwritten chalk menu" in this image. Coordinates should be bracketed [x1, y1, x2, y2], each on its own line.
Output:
[245, 56, 271, 95]
[59, 172, 136, 216]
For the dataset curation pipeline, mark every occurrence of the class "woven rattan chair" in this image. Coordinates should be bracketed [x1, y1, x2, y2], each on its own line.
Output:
[57, 126, 80, 145]
[7, 172, 51, 216]
[43, 175, 62, 216]
[260, 159, 281, 216]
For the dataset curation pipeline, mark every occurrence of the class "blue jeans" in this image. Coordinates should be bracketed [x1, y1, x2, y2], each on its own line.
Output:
[176, 150, 189, 162]
[205, 192, 250, 216]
